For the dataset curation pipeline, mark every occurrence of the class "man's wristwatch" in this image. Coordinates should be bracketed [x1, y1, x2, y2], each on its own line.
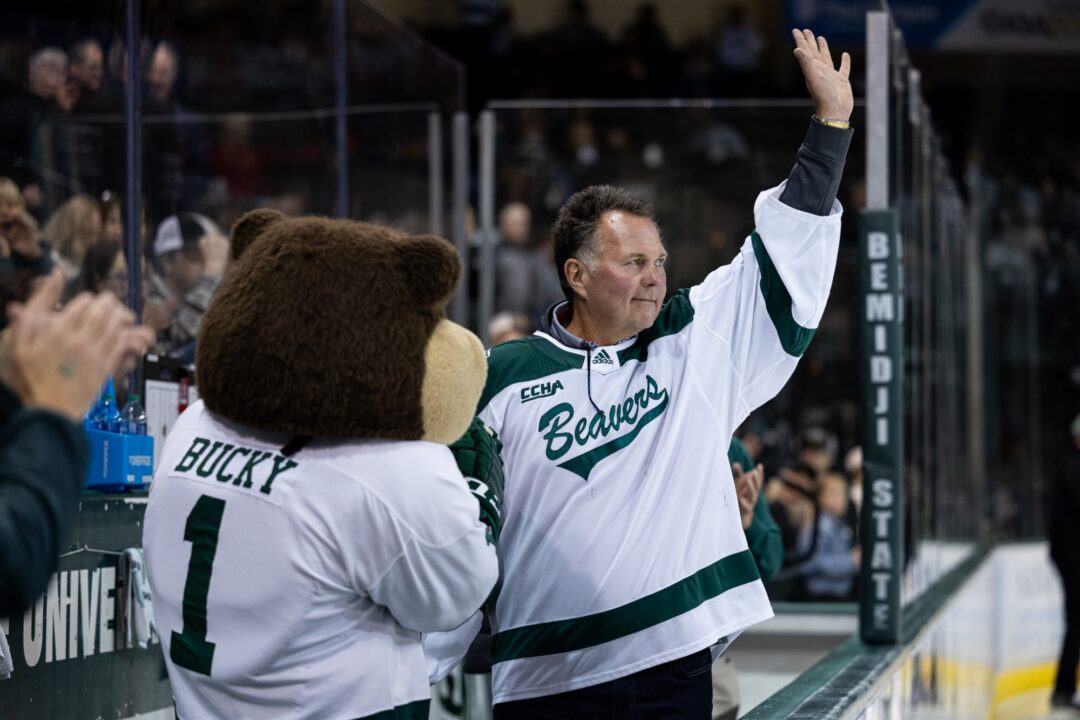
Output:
[813, 115, 851, 130]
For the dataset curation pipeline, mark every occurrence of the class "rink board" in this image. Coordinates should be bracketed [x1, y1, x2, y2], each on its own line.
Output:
[0, 496, 173, 719]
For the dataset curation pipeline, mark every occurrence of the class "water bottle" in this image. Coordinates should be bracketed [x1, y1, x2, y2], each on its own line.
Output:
[119, 394, 148, 435]
[94, 378, 122, 432]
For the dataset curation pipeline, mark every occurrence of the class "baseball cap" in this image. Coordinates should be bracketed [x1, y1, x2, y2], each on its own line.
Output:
[153, 212, 221, 258]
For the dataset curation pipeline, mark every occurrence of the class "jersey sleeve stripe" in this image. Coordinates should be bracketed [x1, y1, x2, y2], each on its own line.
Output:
[354, 698, 431, 720]
[750, 230, 816, 357]
[490, 549, 760, 663]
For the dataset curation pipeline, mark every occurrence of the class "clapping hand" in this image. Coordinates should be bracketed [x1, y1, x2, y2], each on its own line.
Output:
[1, 271, 154, 421]
[732, 461, 765, 530]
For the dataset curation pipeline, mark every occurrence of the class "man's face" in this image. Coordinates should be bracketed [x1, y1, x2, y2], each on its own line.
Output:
[71, 44, 104, 93]
[819, 478, 848, 518]
[499, 204, 530, 246]
[30, 61, 65, 100]
[161, 247, 204, 294]
[579, 211, 667, 340]
[148, 47, 177, 103]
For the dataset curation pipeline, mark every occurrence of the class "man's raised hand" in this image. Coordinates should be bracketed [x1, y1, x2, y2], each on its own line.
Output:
[792, 29, 853, 123]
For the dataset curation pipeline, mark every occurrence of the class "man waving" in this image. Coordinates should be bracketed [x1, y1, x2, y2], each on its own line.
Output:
[474, 29, 852, 718]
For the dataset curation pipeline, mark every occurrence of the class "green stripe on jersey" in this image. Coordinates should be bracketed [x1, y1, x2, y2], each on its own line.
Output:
[491, 549, 761, 663]
[479, 336, 583, 411]
[355, 699, 431, 720]
[750, 230, 815, 357]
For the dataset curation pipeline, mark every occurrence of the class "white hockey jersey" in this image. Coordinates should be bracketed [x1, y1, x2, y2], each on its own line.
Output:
[479, 184, 841, 703]
[143, 401, 499, 720]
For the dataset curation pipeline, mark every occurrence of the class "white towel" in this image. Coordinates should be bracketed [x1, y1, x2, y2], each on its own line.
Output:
[0, 621, 13, 679]
[123, 548, 157, 649]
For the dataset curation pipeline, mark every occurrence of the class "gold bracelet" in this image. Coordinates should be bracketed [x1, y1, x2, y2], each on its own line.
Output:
[813, 115, 850, 130]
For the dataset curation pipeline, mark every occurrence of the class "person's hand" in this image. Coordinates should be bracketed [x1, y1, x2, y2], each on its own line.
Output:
[199, 233, 230, 278]
[142, 295, 176, 333]
[792, 29, 853, 122]
[0, 211, 42, 260]
[450, 418, 505, 545]
[3, 270, 154, 421]
[733, 461, 765, 530]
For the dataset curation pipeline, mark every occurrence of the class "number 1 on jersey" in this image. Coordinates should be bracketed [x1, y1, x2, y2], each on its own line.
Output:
[171, 495, 226, 676]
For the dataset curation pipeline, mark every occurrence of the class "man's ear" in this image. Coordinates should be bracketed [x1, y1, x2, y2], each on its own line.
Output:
[564, 257, 588, 299]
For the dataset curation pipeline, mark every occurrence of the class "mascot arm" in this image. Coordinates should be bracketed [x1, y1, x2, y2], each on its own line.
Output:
[448, 417, 505, 544]
[422, 609, 484, 685]
[366, 464, 499, 634]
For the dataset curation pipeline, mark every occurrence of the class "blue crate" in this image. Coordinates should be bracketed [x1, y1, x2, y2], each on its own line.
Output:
[84, 428, 155, 492]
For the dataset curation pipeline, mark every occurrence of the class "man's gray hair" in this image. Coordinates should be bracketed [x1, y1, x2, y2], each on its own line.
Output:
[29, 47, 67, 77]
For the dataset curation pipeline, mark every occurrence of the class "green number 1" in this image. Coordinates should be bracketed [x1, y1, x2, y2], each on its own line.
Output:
[171, 495, 226, 676]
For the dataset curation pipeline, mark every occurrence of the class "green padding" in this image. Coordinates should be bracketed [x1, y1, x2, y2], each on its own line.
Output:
[750, 231, 815, 357]
[492, 550, 760, 663]
[355, 699, 431, 720]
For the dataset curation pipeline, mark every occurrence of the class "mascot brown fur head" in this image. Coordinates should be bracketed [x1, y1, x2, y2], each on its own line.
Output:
[195, 209, 485, 444]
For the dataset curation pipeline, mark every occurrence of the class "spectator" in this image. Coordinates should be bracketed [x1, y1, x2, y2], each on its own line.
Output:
[488, 311, 532, 346]
[77, 239, 127, 299]
[79, 38, 179, 220]
[210, 114, 266, 201]
[0, 270, 153, 615]
[0, 48, 69, 211]
[67, 38, 105, 109]
[148, 212, 228, 361]
[795, 472, 860, 601]
[42, 193, 102, 284]
[1, 201, 53, 328]
[713, 437, 783, 720]
[494, 202, 561, 319]
[769, 461, 818, 563]
[616, 3, 674, 97]
[146, 41, 211, 206]
[99, 192, 124, 244]
[712, 5, 765, 97]
[1049, 414, 1080, 713]
[798, 425, 837, 475]
[28, 48, 70, 108]
[549, 0, 610, 97]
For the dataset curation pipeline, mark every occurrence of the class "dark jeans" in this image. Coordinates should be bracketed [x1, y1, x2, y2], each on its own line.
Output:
[1054, 557, 1080, 699]
[494, 648, 713, 720]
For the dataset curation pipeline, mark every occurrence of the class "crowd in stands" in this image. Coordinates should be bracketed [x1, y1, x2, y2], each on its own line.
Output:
[430, 0, 775, 111]
[967, 150, 1080, 537]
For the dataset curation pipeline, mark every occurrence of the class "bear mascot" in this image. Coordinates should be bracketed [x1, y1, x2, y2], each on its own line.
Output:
[143, 209, 501, 720]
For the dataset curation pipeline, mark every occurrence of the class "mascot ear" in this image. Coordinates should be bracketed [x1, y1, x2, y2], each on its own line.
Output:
[397, 235, 462, 308]
[230, 208, 287, 261]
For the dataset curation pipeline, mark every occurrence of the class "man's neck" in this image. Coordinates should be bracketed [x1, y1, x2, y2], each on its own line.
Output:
[563, 302, 628, 346]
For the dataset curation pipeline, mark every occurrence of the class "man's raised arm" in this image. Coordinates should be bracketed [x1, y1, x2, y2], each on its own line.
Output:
[781, 28, 855, 216]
